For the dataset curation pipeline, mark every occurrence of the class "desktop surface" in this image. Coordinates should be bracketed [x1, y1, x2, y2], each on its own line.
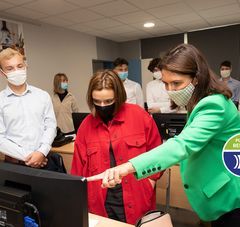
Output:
[89, 213, 134, 227]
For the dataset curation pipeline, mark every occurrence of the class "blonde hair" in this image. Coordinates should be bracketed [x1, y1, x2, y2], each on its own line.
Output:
[53, 73, 68, 93]
[0, 48, 24, 68]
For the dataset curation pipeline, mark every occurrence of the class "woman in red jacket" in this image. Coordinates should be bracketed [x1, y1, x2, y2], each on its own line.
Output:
[71, 70, 162, 225]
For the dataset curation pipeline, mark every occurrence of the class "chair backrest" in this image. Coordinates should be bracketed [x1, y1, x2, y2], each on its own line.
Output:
[156, 168, 171, 212]
[72, 112, 89, 133]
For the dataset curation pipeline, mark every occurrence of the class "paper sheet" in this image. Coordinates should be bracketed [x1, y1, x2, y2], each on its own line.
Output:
[89, 218, 99, 227]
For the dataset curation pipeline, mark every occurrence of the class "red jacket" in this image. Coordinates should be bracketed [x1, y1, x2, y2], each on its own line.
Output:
[71, 103, 162, 224]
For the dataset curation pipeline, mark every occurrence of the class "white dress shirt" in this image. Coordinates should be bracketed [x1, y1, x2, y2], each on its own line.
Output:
[123, 78, 144, 108]
[146, 79, 177, 113]
[0, 85, 56, 161]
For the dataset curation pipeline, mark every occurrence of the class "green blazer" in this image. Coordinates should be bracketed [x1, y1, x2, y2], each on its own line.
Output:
[130, 94, 240, 221]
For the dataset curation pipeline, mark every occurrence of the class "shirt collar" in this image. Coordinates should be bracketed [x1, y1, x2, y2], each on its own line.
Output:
[6, 83, 32, 97]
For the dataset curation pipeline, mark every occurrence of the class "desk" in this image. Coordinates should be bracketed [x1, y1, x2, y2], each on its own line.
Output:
[89, 213, 134, 227]
[51, 142, 74, 173]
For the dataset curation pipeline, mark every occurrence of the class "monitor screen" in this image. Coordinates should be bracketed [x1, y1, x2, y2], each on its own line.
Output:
[72, 113, 89, 134]
[0, 162, 88, 227]
[152, 113, 187, 140]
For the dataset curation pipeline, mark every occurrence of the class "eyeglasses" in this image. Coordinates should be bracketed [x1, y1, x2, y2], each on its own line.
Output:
[93, 98, 115, 106]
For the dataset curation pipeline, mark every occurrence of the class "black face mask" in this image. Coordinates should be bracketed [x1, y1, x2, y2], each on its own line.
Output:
[94, 103, 115, 124]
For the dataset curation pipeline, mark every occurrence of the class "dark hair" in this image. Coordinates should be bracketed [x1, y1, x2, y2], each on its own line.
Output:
[220, 60, 231, 68]
[161, 44, 232, 112]
[113, 57, 128, 67]
[87, 70, 127, 115]
[147, 58, 162, 72]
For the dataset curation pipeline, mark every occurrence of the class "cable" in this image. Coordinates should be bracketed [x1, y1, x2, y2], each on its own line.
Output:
[24, 202, 41, 227]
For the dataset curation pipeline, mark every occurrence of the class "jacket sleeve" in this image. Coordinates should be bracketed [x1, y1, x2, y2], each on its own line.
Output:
[130, 96, 228, 179]
[146, 83, 157, 109]
[135, 83, 144, 108]
[71, 129, 87, 176]
[71, 95, 81, 113]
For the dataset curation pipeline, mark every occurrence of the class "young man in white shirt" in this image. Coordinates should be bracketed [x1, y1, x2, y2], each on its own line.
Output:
[146, 58, 178, 113]
[113, 57, 144, 108]
[0, 48, 56, 168]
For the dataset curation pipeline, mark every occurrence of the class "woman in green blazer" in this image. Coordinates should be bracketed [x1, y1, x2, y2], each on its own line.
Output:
[88, 44, 240, 226]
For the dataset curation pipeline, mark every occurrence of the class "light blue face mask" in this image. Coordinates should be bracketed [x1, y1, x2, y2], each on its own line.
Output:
[118, 71, 128, 81]
[60, 82, 68, 90]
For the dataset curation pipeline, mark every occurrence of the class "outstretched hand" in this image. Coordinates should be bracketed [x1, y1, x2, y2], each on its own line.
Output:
[87, 162, 135, 188]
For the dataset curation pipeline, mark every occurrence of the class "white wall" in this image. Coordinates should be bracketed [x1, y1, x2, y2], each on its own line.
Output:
[0, 22, 97, 112]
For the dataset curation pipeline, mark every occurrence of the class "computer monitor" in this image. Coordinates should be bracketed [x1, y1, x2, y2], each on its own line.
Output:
[152, 113, 187, 140]
[72, 112, 89, 133]
[0, 162, 88, 227]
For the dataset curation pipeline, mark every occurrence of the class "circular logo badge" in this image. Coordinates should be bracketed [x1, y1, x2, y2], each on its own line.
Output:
[222, 134, 240, 177]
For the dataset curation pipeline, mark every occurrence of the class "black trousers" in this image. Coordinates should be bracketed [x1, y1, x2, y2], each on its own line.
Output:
[211, 208, 240, 227]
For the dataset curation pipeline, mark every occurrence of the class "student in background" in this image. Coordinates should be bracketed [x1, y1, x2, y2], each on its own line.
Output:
[113, 57, 144, 108]
[71, 70, 163, 225]
[0, 48, 56, 168]
[146, 57, 176, 113]
[52, 73, 80, 134]
[88, 44, 240, 227]
[219, 60, 240, 108]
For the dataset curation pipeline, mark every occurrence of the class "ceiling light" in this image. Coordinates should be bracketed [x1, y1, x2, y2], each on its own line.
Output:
[143, 22, 155, 28]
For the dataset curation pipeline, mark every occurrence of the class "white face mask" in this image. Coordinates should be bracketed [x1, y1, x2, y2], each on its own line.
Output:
[167, 83, 195, 107]
[153, 71, 162, 80]
[220, 70, 231, 78]
[6, 69, 27, 86]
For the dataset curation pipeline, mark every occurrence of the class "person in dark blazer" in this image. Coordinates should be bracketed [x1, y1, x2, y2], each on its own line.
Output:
[88, 44, 240, 227]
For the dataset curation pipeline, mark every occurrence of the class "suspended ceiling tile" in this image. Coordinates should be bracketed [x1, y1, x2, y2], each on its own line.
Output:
[60, 8, 104, 23]
[23, 0, 77, 15]
[105, 25, 139, 34]
[126, 0, 180, 10]
[4, 6, 48, 19]
[148, 2, 193, 19]
[162, 13, 204, 25]
[65, 0, 114, 8]
[4, 0, 38, 5]
[184, 0, 236, 11]
[0, 1, 14, 10]
[90, 0, 138, 17]
[41, 16, 75, 27]
[176, 20, 210, 32]
[83, 18, 123, 29]
[198, 3, 240, 18]
[114, 11, 156, 24]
